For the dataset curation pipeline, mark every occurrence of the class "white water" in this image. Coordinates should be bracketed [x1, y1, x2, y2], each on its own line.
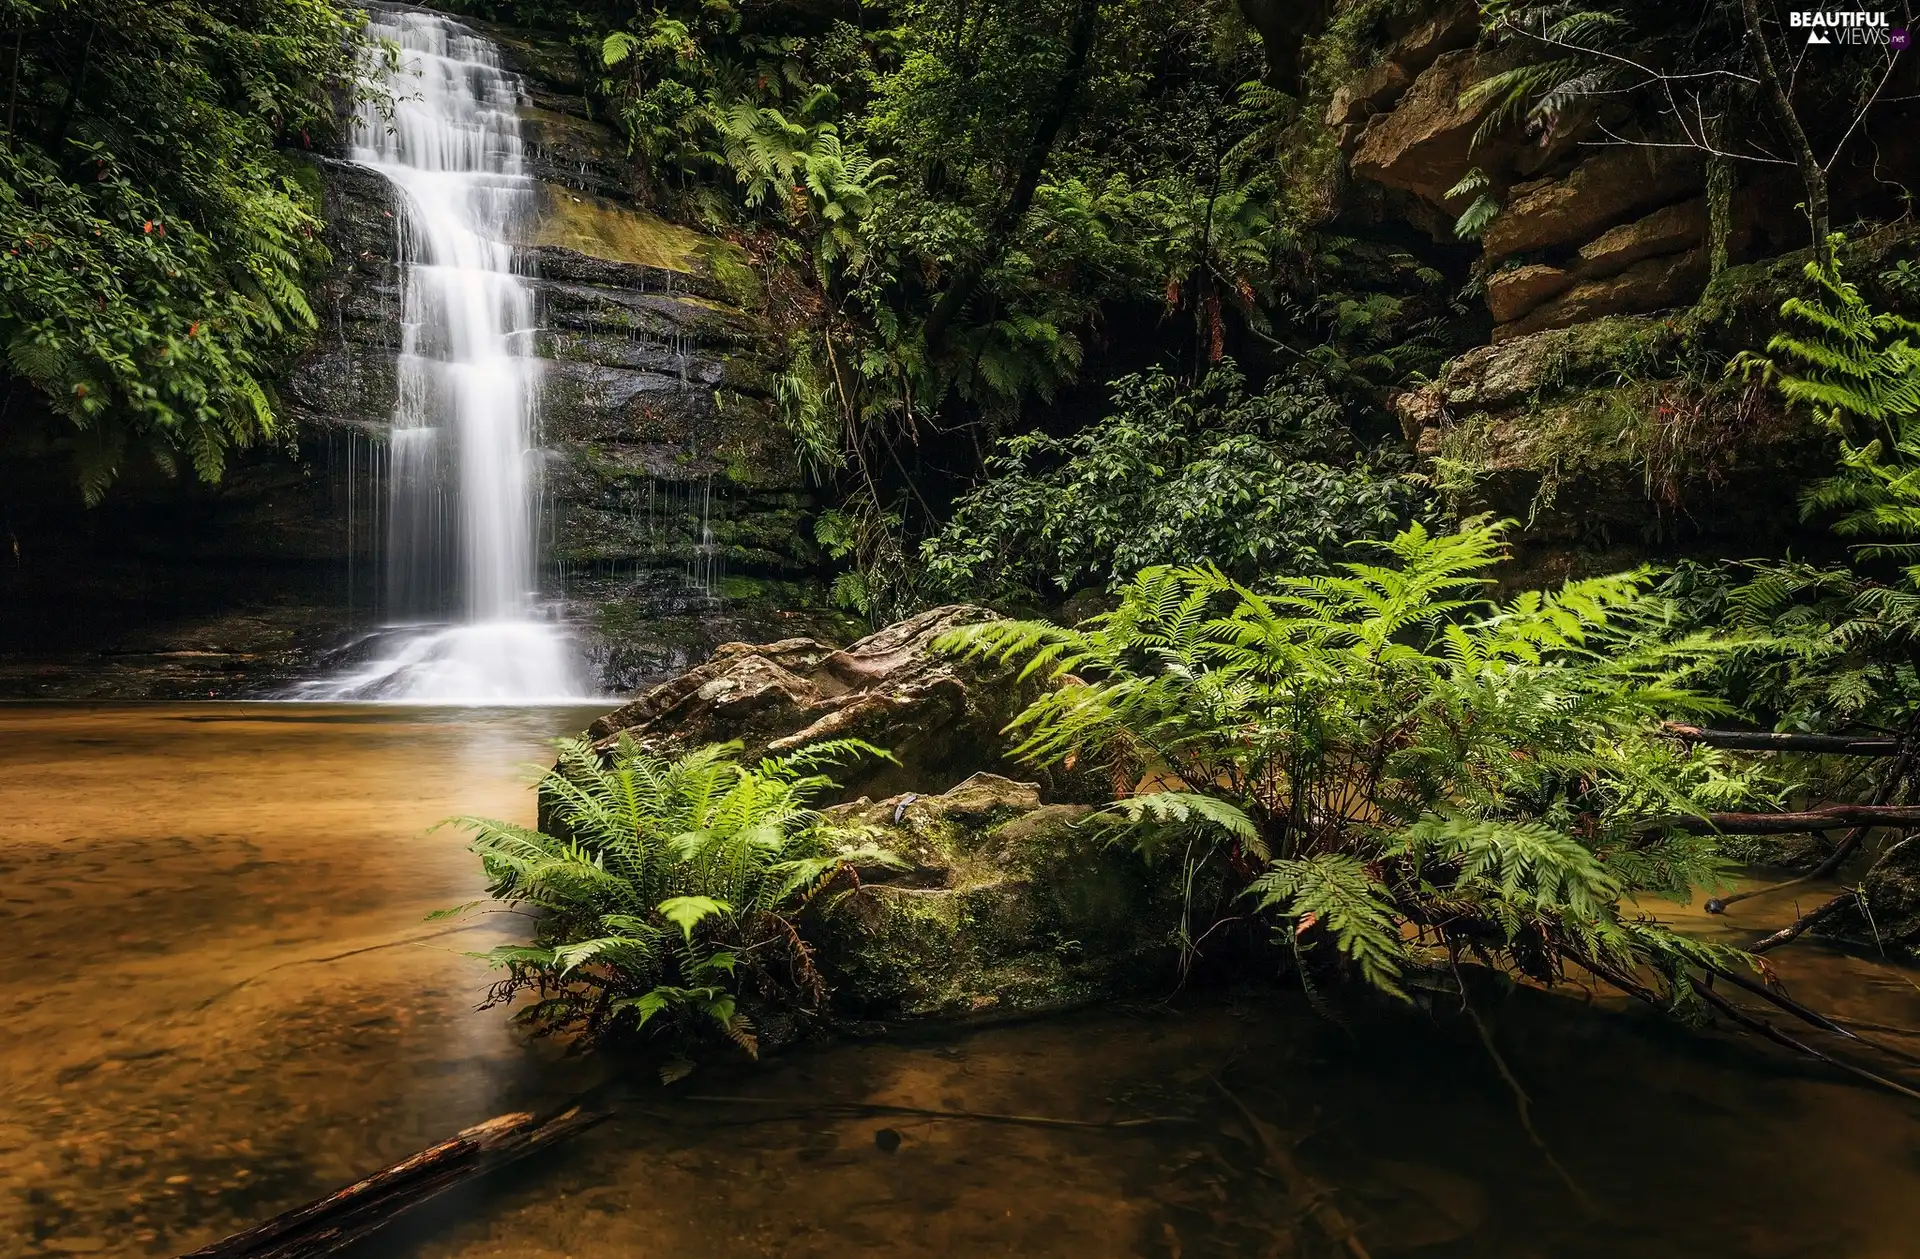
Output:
[302, 7, 586, 702]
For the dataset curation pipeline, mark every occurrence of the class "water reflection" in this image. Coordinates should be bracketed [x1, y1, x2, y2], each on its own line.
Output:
[0, 704, 605, 1256]
[4, 704, 1920, 1257]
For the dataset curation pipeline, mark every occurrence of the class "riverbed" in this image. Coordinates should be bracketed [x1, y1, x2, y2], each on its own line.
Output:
[5, 703, 1920, 1258]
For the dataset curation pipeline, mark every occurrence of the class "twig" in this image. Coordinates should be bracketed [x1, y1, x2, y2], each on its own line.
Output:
[1832, 1015, 1920, 1039]
[1750, 891, 1855, 953]
[1705, 963, 1920, 1069]
[1449, 955, 1601, 1217]
[1692, 981, 1920, 1104]
[194, 923, 495, 1010]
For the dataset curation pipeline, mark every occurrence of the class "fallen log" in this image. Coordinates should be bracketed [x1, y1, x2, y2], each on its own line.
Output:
[179, 1105, 605, 1259]
[1644, 804, 1920, 835]
[1660, 724, 1904, 757]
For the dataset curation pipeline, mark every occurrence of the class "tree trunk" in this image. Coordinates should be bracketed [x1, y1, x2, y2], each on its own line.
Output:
[921, 0, 1100, 346]
[1737, 0, 1830, 259]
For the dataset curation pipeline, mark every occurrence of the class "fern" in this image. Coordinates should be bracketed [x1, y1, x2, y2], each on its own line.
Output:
[445, 736, 896, 1055]
[942, 518, 1775, 1002]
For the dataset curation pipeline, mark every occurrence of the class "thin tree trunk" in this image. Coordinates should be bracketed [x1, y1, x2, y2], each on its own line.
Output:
[921, 0, 1099, 346]
[1737, 0, 1829, 259]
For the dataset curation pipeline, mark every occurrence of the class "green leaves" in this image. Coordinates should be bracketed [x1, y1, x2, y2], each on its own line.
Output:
[1247, 855, 1406, 997]
[658, 895, 732, 939]
[949, 517, 1762, 1001]
[447, 737, 895, 1055]
[0, 0, 353, 500]
[920, 362, 1429, 604]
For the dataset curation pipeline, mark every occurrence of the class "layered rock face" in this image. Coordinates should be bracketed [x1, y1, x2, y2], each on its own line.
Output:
[286, 21, 833, 693]
[1337, 3, 1724, 338]
[0, 16, 835, 699]
[1326, 2, 1918, 558]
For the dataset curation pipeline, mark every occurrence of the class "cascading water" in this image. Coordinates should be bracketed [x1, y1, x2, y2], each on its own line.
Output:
[301, 6, 587, 701]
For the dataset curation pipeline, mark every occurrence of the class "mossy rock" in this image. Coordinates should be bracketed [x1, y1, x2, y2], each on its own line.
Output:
[813, 775, 1178, 1020]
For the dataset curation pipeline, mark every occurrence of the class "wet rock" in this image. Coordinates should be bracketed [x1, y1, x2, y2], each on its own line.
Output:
[585, 605, 1043, 800]
[1495, 247, 1707, 339]
[812, 774, 1176, 1019]
[1576, 197, 1709, 280]
[1481, 147, 1702, 261]
[1485, 263, 1574, 324]
[571, 608, 1175, 1020]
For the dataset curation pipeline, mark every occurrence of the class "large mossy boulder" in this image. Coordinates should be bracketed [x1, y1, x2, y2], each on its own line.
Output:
[814, 774, 1178, 1020]
[577, 608, 1180, 1021]
[586, 604, 1053, 800]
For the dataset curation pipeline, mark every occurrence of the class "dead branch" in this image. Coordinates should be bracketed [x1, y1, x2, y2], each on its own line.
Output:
[1750, 890, 1856, 953]
[1645, 804, 1920, 835]
[1661, 724, 1905, 756]
[178, 1105, 605, 1259]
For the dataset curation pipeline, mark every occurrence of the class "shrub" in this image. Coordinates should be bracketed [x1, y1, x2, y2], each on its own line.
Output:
[920, 362, 1430, 607]
[446, 737, 899, 1058]
[940, 518, 1776, 1004]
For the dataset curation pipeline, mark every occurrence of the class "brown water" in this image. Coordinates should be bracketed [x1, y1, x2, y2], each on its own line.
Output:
[6, 704, 1920, 1259]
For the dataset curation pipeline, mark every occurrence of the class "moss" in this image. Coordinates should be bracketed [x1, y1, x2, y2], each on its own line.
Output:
[702, 242, 763, 310]
[530, 184, 750, 281]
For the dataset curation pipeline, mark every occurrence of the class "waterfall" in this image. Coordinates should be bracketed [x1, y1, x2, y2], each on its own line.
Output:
[301, 6, 587, 702]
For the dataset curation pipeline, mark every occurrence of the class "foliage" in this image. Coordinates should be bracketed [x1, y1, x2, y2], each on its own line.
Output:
[922, 361, 1432, 605]
[0, 0, 357, 500]
[447, 736, 900, 1056]
[939, 518, 1774, 1003]
[1655, 252, 1920, 736]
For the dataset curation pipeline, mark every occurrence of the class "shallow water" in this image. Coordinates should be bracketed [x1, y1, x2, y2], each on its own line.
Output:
[5, 704, 1920, 1258]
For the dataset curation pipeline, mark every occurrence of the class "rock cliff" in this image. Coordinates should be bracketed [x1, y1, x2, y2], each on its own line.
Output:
[1321, 0, 1920, 561]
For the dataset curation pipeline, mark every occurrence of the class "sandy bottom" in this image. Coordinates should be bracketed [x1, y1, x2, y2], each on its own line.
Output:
[4, 703, 1920, 1258]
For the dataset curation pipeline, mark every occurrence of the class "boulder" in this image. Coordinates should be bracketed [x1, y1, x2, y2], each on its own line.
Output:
[1494, 247, 1707, 339]
[1486, 263, 1574, 323]
[1576, 197, 1708, 279]
[1816, 838, 1920, 953]
[1326, 59, 1411, 129]
[812, 774, 1178, 1019]
[585, 604, 1043, 800]
[571, 609, 1188, 1022]
[1482, 147, 1702, 260]
[1350, 49, 1505, 207]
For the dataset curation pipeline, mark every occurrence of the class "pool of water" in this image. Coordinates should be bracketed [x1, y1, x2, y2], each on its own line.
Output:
[4, 703, 1920, 1258]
